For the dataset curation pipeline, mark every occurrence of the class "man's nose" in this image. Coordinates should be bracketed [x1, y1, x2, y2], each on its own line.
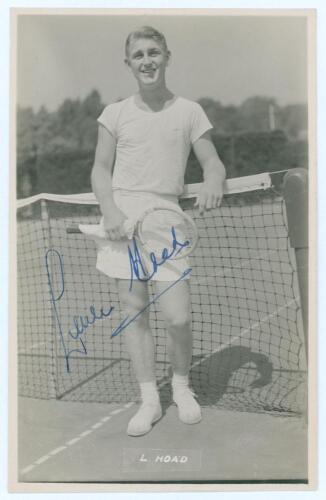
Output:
[142, 53, 151, 65]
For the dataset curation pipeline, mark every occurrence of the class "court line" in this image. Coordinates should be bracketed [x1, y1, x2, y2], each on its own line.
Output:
[34, 455, 50, 465]
[19, 401, 135, 476]
[20, 296, 299, 477]
[158, 297, 299, 389]
[20, 254, 300, 478]
[66, 437, 81, 446]
[188, 297, 299, 372]
[49, 446, 67, 456]
[91, 422, 103, 429]
[191, 248, 291, 285]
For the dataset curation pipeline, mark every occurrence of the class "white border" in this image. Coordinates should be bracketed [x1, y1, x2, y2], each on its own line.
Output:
[1, 1, 324, 499]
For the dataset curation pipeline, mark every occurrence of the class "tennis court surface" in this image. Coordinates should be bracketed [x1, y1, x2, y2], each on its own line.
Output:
[19, 397, 307, 483]
[16, 172, 309, 484]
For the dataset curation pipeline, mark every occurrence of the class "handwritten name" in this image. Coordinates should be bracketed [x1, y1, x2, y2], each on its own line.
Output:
[128, 226, 189, 290]
[45, 248, 114, 373]
[45, 231, 192, 372]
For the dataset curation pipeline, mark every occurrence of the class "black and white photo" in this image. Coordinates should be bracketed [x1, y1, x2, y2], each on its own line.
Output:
[9, 8, 316, 492]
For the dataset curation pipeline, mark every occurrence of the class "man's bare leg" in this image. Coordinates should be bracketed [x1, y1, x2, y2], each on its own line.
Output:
[117, 279, 161, 436]
[155, 279, 201, 424]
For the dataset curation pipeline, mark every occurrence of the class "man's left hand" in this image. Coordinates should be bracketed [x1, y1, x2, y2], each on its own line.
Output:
[195, 177, 224, 215]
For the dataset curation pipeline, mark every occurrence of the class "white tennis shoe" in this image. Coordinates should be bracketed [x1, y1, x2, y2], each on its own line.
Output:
[172, 386, 202, 424]
[127, 402, 162, 437]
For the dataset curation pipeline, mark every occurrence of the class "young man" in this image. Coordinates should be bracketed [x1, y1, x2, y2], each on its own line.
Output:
[91, 26, 226, 436]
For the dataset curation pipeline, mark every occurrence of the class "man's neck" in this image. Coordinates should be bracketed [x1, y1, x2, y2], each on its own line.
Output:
[137, 87, 174, 112]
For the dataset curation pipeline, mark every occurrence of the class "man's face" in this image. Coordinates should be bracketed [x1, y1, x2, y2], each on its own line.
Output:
[125, 37, 170, 88]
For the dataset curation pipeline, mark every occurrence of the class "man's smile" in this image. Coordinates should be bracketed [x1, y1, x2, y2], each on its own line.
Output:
[141, 68, 156, 74]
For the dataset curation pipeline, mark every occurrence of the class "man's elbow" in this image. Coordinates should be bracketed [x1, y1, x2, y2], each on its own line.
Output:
[91, 162, 104, 187]
[90, 164, 98, 185]
[91, 160, 106, 176]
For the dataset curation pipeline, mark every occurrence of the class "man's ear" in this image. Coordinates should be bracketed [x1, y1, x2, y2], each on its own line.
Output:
[124, 58, 131, 71]
[166, 50, 172, 67]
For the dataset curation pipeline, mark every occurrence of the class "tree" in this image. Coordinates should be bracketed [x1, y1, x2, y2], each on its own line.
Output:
[82, 89, 102, 118]
[239, 96, 280, 132]
[279, 104, 308, 139]
[17, 106, 35, 158]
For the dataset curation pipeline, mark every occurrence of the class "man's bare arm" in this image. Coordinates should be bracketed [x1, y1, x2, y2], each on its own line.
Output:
[192, 131, 226, 214]
[91, 125, 126, 240]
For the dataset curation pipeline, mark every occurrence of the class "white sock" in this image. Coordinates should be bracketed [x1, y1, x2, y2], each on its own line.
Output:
[140, 381, 160, 404]
[172, 373, 189, 388]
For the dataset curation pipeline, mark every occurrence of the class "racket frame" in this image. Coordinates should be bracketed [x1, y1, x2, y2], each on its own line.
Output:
[135, 205, 199, 260]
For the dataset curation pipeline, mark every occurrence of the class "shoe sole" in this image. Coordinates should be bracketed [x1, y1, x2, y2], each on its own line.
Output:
[178, 415, 202, 425]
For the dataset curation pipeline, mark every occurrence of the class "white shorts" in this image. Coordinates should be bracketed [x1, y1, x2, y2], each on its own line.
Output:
[96, 190, 190, 281]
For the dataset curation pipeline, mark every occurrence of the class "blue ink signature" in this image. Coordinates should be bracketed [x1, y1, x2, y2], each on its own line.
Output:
[45, 228, 192, 372]
[45, 248, 114, 373]
[111, 267, 192, 338]
[128, 226, 190, 290]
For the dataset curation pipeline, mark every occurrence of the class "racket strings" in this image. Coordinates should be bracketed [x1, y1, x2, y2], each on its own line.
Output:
[139, 209, 197, 259]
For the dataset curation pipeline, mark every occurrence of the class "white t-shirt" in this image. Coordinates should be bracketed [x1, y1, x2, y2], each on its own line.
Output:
[97, 95, 213, 196]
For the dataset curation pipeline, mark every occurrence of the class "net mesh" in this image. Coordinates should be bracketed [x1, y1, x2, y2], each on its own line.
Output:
[17, 178, 307, 416]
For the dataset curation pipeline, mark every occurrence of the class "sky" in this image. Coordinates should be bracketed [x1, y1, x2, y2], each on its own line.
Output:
[16, 13, 308, 111]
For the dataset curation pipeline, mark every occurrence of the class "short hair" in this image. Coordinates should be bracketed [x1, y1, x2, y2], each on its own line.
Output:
[125, 26, 169, 57]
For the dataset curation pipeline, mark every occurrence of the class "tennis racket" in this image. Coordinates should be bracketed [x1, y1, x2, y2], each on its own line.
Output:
[66, 205, 199, 260]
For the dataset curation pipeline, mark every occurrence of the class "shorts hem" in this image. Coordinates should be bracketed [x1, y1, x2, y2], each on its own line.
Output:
[96, 265, 191, 282]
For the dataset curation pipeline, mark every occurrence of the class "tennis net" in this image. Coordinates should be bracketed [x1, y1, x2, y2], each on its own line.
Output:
[16, 173, 307, 416]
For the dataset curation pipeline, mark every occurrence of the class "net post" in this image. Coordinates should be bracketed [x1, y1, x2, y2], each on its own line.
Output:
[41, 198, 60, 398]
[283, 168, 308, 362]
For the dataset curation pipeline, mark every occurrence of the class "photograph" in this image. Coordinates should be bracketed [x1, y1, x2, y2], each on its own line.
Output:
[9, 8, 316, 491]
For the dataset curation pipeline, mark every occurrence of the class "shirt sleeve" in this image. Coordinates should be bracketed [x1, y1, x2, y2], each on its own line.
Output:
[97, 103, 120, 138]
[190, 103, 214, 144]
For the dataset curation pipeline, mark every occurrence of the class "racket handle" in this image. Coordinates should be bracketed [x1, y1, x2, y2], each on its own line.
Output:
[66, 220, 136, 238]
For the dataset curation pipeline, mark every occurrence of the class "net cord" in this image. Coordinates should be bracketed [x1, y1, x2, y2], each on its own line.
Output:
[16, 173, 272, 208]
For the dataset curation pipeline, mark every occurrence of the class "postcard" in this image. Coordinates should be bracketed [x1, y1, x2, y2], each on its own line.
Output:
[8, 7, 317, 493]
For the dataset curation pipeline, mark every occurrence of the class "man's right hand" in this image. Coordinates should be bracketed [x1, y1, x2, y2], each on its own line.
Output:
[103, 207, 127, 240]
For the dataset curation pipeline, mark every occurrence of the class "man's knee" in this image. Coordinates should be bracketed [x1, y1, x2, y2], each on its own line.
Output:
[165, 311, 191, 331]
[119, 292, 149, 326]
